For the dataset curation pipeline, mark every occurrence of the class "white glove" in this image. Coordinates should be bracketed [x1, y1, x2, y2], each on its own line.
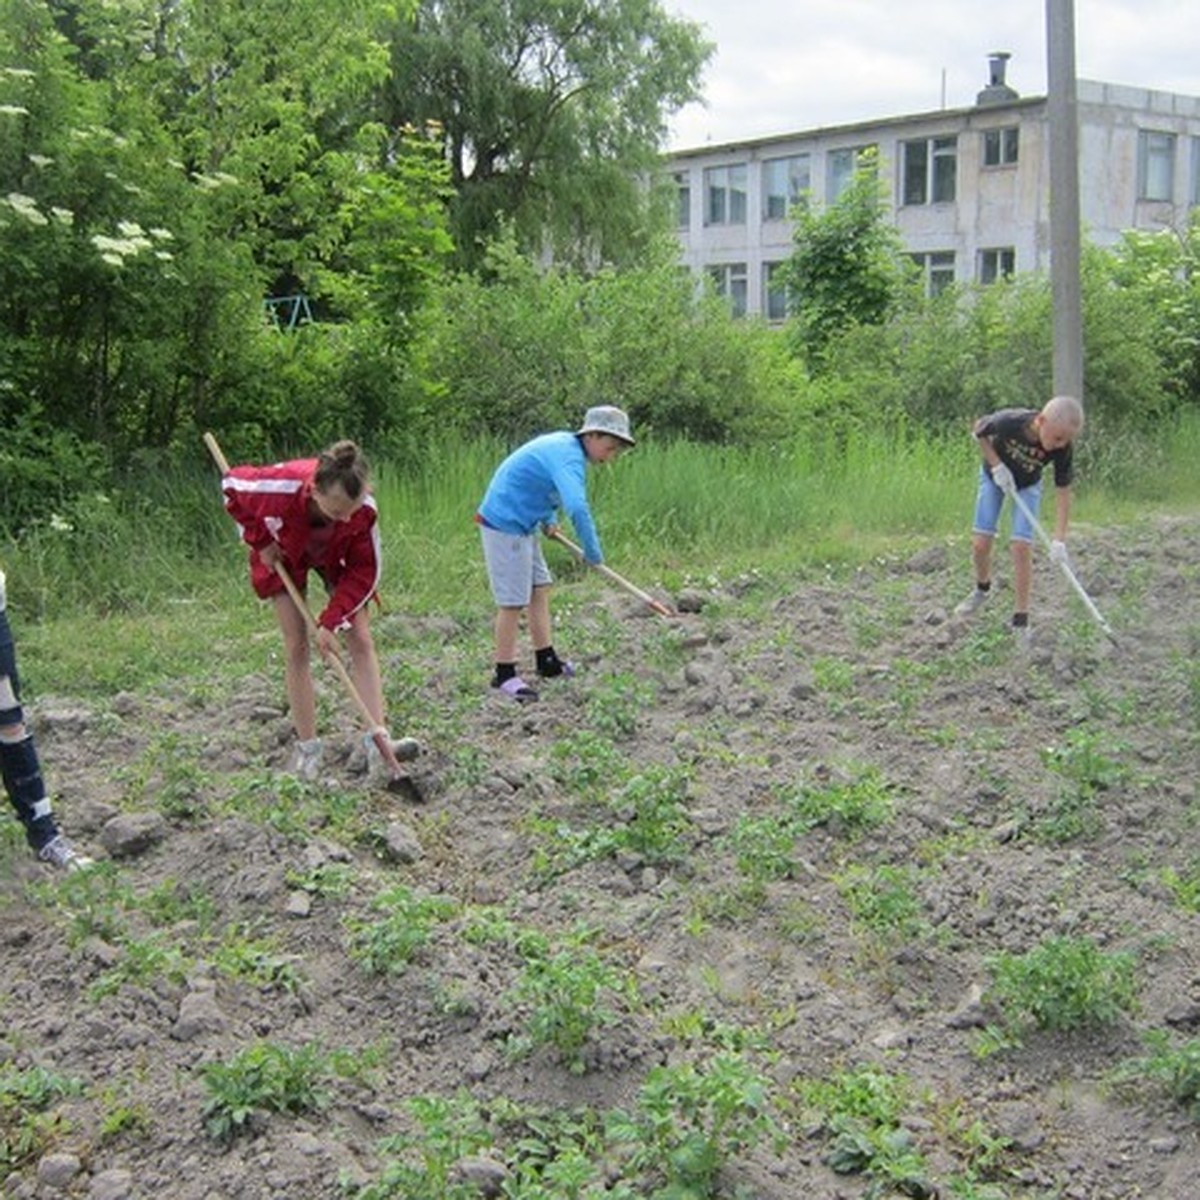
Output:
[1049, 540, 1069, 566]
[989, 462, 1016, 495]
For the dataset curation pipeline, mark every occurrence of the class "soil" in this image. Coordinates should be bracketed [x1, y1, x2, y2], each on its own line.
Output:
[2, 515, 1198, 1200]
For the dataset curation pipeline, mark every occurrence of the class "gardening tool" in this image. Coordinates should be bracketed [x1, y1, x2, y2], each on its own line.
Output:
[545, 528, 676, 618]
[1007, 486, 1119, 646]
[203, 432, 423, 799]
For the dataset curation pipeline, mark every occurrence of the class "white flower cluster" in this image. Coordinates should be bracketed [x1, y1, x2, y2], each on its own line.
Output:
[90, 221, 174, 266]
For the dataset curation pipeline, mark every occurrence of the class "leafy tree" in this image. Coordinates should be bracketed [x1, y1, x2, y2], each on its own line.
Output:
[385, 0, 712, 270]
[778, 149, 916, 372]
[0, 0, 453, 469]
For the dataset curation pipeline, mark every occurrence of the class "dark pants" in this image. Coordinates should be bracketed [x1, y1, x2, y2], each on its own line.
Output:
[0, 607, 59, 852]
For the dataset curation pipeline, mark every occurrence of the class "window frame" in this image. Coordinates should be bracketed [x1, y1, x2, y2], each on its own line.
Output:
[978, 247, 1016, 285]
[762, 260, 792, 321]
[1138, 129, 1176, 202]
[704, 163, 748, 226]
[901, 135, 957, 206]
[825, 144, 875, 204]
[706, 261, 748, 317]
[762, 153, 811, 221]
[982, 126, 1020, 168]
[909, 250, 956, 297]
[673, 171, 690, 230]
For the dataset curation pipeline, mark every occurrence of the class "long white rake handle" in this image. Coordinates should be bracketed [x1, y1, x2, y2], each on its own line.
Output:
[1007, 486, 1117, 644]
[546, 529, 676, 619]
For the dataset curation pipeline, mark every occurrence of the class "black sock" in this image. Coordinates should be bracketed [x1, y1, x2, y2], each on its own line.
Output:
[535, 646, 564, 677]
[977, 581, 992, 593]
[493, 662, 518, 687]
[1012, 612, 1029, 628]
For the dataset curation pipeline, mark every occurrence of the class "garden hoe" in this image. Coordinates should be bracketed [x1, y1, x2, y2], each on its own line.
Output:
[203, 432, 423, 801]
[1008, 486, 1119, 647]
[545, 529, 676, 618]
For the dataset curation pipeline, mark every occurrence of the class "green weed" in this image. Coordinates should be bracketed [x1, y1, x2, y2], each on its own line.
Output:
[347, 885, 457, 975]
[608, 1052, 783, 1198]
[985, 936, 1138, 1040]
[1112, 1030, 1200, 1118]
[88, 934, 190, 1000]
[213, 928, 307, 994]
[509, 931, 636, 1074]
[583, 673, 655, 740]
[791, 1064, 931, 1197]
[547, 729, 630, 794]
[835, 863, 927, 941]
[199, 1041, 334, 1142]
[0, 1064, 83, 1172]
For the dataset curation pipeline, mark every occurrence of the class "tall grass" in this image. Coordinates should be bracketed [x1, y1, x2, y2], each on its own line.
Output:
[6, 412, 1199, 694]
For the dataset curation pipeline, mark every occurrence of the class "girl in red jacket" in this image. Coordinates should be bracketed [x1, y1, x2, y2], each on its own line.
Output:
[220, 440, 385, 780]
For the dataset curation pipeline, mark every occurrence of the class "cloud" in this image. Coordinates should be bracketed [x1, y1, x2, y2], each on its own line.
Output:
[665, 0, 1200, 149]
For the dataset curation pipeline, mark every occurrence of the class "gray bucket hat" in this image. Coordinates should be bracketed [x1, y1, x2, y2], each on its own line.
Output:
[578, 405, 635, 446]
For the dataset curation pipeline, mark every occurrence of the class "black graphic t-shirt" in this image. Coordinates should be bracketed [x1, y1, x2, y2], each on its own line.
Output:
[973, 409, 1073, 490]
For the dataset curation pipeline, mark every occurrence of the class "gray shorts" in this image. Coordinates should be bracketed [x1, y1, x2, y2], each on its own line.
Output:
[480, 526, 553, 607]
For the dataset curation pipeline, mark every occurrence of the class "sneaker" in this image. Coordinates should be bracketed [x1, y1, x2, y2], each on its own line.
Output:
[1013, 624, 1034, 653]
[954, 587, 991, 617]
[288, 737, 324, 781]
[38, 835, 95, 873]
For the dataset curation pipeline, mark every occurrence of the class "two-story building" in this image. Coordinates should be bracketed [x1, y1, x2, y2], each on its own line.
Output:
[664, 54, 1200, 319]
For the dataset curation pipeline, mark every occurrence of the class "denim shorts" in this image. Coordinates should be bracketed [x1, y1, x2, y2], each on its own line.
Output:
[479, 526, 553, 607]
[971, 466, 1042, 544]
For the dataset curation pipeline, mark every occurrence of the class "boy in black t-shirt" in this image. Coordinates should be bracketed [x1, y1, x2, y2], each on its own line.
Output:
[954, 395, 1085, 644]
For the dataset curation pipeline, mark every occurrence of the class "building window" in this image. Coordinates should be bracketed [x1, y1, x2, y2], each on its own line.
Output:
[762, 154, 811, 220]
[982, 127, 1019, 167]
[1138, 130, 1176, 201]
[902, 136, 957, 205]
[910, 251, 956, 296]
[704, 163, 747, 225]
[1191, 137, 1200, 206]
[763, 261, 792, 321]
[978, 247, 1016, 284]
[707, 262, 748, 317]
[673, 172, 690, 230]
[826, 145, 875, 203]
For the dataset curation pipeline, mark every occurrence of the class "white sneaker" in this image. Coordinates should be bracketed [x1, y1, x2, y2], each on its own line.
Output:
[954, 587, 991, 617]
[38, 835, 95, 872]
[288, 738, 324, 781]
[1013, 624, 1034, 653]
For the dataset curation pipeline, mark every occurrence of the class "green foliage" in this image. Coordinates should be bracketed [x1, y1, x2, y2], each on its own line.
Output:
[778, 149, 916, 372]
[347, 885, 458, 975]
[509, 930, 635, 1074]
[1113, 1030, 1200, 1118]
[387, 0, 711, 271]
[793, 1065, 932, 1198]
[531, 764, 693, 880]
[609, 1053, 782, 1199]
[835, 863, 926, 941]
[985, 936, 1139, 1038]
[413, 237, 797, 445]
[199, 1041, 333, 1142]
[0, 1064, 83, 1172]
[786, 765, 896, 836]
[548, 729, 630, 794]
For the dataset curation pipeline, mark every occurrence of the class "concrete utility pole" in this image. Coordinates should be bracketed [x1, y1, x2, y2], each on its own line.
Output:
[1046, 0, 1084, 402]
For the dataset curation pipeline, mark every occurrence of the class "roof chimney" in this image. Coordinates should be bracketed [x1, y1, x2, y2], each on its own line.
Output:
[977, 51, 1019, 106]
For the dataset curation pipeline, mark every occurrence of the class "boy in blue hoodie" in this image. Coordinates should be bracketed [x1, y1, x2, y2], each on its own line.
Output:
[476, 406, 634, 701]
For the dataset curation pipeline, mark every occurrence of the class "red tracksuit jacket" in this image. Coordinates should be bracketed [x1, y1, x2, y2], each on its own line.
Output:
[220, 459, 381, 632]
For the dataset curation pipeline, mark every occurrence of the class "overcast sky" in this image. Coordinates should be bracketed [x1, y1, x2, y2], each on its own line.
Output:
[664, 0, 1200, 149]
